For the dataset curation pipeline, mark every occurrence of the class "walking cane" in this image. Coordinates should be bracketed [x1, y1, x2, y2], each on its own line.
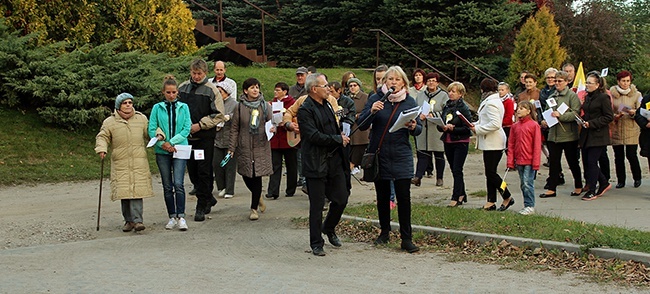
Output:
[97, 157, 104, 231]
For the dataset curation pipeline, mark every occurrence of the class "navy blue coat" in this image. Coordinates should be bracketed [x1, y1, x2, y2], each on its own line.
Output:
[357, 90, 422, 180]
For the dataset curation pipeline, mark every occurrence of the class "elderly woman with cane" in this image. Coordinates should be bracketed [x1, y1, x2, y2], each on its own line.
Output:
[95, 93, 154, 232]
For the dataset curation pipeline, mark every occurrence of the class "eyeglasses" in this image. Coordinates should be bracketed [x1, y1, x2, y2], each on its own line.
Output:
[314, 84, 329, 89]
[121, 101, 133, 105]
[555, 79, 566, 83]
[165, 91, 177, 94]
[349, 84, 359, 87]
[586, 82, 598, 85]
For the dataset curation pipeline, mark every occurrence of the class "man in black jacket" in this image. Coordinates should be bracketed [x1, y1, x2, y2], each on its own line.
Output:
[297, 73, 351, 256]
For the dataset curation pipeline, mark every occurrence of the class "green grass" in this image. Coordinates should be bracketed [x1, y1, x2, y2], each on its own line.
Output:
[344, 203, 650, 254]
[0, 107, 157, 186]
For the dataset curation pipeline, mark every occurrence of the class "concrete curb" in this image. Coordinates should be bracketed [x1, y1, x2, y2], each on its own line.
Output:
[341, 215, 650, 266]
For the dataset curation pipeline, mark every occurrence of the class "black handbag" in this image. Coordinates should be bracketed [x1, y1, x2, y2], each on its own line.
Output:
[360, 103, 401, 182]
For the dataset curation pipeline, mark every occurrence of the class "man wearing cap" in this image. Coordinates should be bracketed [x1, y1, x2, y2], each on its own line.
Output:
[213, 81, 238, 200]
[289, 66, 308, 100]
[178, 59, 226, 222]
[210, 61, 237, 101]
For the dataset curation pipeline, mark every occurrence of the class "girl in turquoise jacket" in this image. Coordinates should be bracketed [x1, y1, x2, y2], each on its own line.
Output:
[148, 75, 192, 230]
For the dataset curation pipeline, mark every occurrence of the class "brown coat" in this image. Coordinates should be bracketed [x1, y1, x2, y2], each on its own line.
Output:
[610, 85, 642, 145]
[518, 88, 540, 102]
[229, 100, 273, 178]
[95, 110, 154, 201]
[350, 91, 370, 145]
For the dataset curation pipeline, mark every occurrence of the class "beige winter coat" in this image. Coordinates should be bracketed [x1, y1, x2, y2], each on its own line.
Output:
[610, 85, 642, 145]
[95, 110, 154, 201]
[229, 101, 273, 178]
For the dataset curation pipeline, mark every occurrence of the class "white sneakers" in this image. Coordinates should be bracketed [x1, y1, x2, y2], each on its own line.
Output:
[165, 217, 188, 230]
[351, 167, 361, 175]
[178, 217, 188, 231]
[218, 189, 226, 197]
[165, 218, 177, 229]
[224, 194, 234, 199]
[519, 207, 535, 215]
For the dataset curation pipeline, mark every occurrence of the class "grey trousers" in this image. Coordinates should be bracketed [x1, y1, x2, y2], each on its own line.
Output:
[121, 199, 143, 223]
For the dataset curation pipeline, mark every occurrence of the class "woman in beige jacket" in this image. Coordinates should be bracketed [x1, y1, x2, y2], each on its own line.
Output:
[229, 78, 273, 220]
[95, 93, 154, 232]
[610, 70, 643, 188]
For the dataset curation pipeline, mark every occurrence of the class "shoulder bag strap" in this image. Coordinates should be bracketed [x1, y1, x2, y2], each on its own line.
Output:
[376, 102, 401, 154]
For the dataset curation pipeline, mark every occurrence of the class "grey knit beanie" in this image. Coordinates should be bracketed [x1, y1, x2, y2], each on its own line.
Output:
[115, 93, 134, 109]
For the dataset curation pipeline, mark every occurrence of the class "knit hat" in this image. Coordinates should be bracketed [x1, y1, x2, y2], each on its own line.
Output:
[216, 81, 235, 96]
[115, 93, 134, 109]
[347, 77, 362, 87]
[296, 66, 308, 74]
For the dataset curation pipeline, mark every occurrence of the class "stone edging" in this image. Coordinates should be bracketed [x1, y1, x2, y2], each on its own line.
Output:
[341, 215, 650, 266]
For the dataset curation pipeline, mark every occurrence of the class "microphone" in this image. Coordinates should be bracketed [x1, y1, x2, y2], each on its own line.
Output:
[378, 87, 396, 103]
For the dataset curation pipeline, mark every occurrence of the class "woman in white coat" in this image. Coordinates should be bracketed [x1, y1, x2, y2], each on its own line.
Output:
[470, 78, 513, 211]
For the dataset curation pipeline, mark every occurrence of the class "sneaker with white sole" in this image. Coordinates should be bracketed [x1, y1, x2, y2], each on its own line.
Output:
[218, 189, 226, 198]
[351, 167, 361, 175]
[518, 207, 535, 215]
[178, 217, 188, 231]
[165, 218, 177, 230]
[224, 194, 234, 199]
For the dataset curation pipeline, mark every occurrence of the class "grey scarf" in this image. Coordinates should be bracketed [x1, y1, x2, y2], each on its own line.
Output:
[240, 94, 266, 135]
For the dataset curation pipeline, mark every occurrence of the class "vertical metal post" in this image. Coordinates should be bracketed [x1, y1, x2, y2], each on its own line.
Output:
[261, 12, 266, 62]
[454, 57, 458, 81]
[218, 0, 223, 41]
[376, 31, 380, 67]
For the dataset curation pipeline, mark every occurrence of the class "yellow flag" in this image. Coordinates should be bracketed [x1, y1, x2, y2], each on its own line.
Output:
[500, 180, 507, 191]
[572, 62, 586, 93]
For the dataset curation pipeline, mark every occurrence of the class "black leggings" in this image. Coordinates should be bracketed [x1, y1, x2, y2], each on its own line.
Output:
[242, 176, 262, 209]
[483, 150, 510, 203]
[375, 179, 412, 240]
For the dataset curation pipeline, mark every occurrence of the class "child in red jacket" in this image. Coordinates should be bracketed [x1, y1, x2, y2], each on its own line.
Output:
[507, 101, 542, 215]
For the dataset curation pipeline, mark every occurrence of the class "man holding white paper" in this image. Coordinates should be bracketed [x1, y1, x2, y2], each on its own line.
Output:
[540, 71, 585, 198]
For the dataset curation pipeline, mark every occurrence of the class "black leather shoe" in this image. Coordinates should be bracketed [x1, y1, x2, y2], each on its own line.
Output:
[326, 233, 342, 247]
[312, 246, 326, 256]
[539, 192, 557, 198]
[194, 210, 205, 222]
[401, 240, 420, 253]
[188, 188, 197, 195]
[482, 204, 496, 211]
[616, 182, 625, 189]
[497, 198, 515, 211]
[265, 194, 279, 199]
[634, 180, 641, 188]
[374, 232, 390, 245]
[204, 197, 218, 214]
[558, 173, 565, 185]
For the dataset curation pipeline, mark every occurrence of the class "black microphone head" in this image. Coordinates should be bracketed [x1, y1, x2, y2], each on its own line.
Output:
[390, 86, 396, 92]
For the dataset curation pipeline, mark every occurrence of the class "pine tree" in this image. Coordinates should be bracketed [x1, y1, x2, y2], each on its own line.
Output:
[508, 6, 567, 84]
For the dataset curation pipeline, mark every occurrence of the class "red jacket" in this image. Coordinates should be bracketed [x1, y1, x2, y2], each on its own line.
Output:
[502, 95, 515, 128]
[270, 95, 296, 149]
[507, 116, 542, 170]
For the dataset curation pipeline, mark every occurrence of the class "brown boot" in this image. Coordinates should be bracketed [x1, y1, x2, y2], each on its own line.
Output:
[122, 222, 135, 232]
[134, 222, 145, 231]
[436, 178, 443, 186]
[411, 177, 421, 187]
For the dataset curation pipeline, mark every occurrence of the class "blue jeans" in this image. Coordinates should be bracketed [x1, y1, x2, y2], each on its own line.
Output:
[516, 165, 536, 208]
[156, 154, 187, 218]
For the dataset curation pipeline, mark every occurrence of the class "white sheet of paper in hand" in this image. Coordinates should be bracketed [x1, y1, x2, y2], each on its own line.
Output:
[556, 102, 569, 115]
[534, 100, 542, 109]
[546, 98, 557, 108]
[342, 122, 351, 137]
[265, 120, 274, 141]
[193, 149, 205, 160]
[542, 109, 559, 127]
[426, 116, 445, 127]
[420, 102, 430, 115]
[173, 145, 192, 159]
[639, 108, 650, 119]
[146, 137, 158, 148]
[272, 101, 283, 112]
[272, 112, 283, 125]
[389, 106, 420, 133]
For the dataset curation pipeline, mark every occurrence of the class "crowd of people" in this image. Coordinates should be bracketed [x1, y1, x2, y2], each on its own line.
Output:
[94, 59, 649, 256]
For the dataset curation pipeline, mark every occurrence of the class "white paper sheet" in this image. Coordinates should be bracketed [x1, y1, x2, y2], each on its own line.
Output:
[426, 116, 445, 127]
[556, 102, 569, 115]
[192, 149, 204, 160]
[420, 102, 430, 115]
[265, 120, 274, 141]
[272, 101, 283, 112]
[639, 108, 650, 119]
[272, 112, 283, 125]
[173, 145, 192, 159]
[342, 122, 351, 137]
[618, 104, 631, 113]
[542, 109, 559, 128]
[546, 98, 557, 108]
[534, 100, 542, 109]
[601, 68, 609, 77]
[146, 137, 158, 148]
[389, 106, 420, 133]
